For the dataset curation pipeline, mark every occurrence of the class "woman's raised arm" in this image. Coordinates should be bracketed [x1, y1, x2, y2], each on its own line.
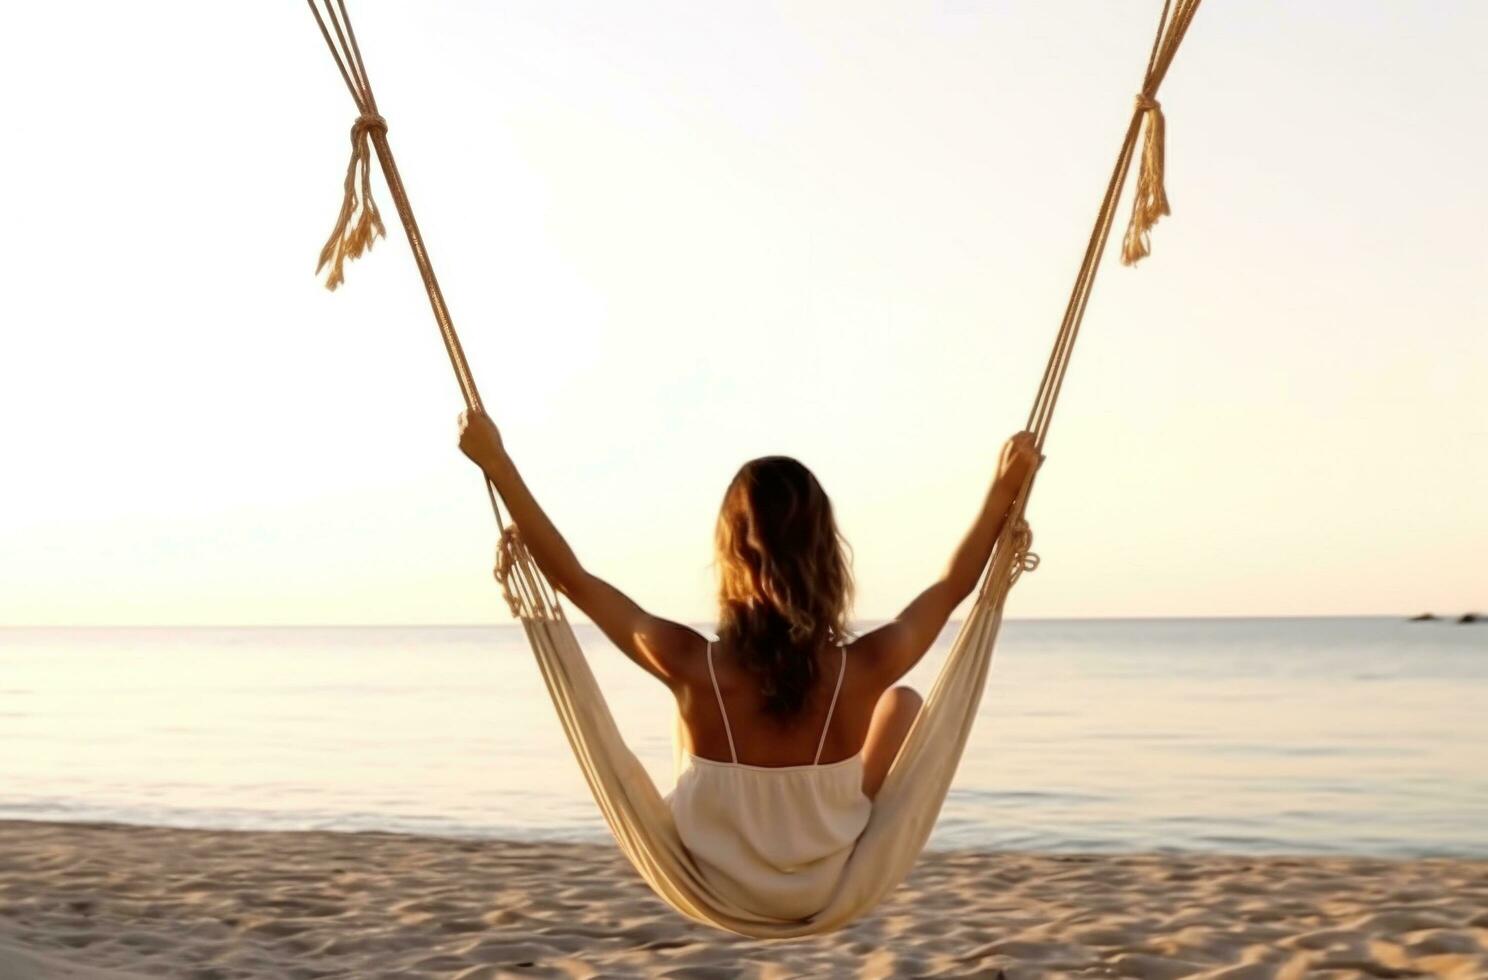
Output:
[853, 431, 1041, 687]
[458, 410, 701, 685]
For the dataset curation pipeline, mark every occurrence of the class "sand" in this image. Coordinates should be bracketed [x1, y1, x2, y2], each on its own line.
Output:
[1, 821, 1485, 979]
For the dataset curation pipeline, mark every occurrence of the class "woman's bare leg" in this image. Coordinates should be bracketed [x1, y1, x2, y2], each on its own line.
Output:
[861, 686, 923, 799]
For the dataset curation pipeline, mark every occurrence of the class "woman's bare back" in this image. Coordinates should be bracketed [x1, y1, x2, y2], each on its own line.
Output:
[676, 642, 849, 765]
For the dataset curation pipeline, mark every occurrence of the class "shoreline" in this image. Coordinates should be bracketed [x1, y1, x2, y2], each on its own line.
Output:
[0, 813, 1481, 863]
[2, 821, 1486, 979]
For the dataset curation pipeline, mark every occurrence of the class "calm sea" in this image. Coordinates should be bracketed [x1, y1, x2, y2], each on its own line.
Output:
[2, 618, 1484, 857]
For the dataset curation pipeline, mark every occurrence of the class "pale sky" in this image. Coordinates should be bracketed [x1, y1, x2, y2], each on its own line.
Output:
[1, 1, 1483, 626]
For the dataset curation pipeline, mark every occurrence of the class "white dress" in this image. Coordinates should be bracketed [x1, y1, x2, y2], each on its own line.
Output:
[668, 644, 873, 920]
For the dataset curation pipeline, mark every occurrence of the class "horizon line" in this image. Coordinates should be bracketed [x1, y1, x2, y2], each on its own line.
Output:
[3, 612, 1466, 631]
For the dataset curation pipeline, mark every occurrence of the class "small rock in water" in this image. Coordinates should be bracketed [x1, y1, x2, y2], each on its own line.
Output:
[1459, 612, 1481, 624]
[1408, 612, 1437, 622]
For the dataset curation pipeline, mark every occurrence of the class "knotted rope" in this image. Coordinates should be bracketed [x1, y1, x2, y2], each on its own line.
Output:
[495, 525, 561, 621]
[318, 113, 388, 290]
[1006, 519, 1040, 587]
[1122, 94, 1171, 266]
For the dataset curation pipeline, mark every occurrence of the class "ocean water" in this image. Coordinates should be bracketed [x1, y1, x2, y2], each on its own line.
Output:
[1, 618, 1484, 857]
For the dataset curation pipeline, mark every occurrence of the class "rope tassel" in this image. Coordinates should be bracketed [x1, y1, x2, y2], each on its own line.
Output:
[1121, 94, 1170, 266]
[317, 113, 388, 290]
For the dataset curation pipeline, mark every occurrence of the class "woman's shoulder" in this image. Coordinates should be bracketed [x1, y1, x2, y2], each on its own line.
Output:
[630, 622, 712, 690]
[842, 631, 896, 696]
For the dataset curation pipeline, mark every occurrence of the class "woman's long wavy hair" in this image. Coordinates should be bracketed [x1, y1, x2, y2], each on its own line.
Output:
[715, 456, 854, 721]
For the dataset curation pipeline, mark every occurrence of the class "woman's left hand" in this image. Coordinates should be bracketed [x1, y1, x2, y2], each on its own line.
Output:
[998, 430, 1041, 481]
[458, 409, 504, 468]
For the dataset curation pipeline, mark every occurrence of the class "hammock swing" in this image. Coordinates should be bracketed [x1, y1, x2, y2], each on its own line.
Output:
[304, 0, 1204, 938]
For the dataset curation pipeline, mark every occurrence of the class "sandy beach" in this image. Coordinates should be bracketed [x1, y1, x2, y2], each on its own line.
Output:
[0, 821, 1484, 979]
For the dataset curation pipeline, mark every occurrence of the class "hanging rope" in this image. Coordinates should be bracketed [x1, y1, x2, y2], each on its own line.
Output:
[1026, 0, 1202, 452]
[305, 0, 1202, 623]
[308, 0, 1200, 464]
[305, 0, 511, 541]
[306, 0, 486, 419]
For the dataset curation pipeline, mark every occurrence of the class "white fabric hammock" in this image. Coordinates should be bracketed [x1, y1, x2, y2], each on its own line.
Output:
[496, 514, 1034, 938]
[303, 0, 1203, 937]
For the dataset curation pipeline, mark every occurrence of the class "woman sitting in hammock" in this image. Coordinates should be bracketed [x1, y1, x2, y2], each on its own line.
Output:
[459, 411, 1039, 917]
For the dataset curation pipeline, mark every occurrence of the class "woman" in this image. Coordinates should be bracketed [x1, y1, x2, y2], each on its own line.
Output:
[459, 412, 1039, 917]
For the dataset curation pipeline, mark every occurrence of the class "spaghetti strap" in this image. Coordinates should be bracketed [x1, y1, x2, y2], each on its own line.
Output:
[705, 642, 738, 764]
[813, 647, 848, 765]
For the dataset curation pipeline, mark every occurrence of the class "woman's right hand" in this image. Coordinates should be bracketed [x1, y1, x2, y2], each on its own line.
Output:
[998, 431, 1041, 483]
[458, 409, 505, 470]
